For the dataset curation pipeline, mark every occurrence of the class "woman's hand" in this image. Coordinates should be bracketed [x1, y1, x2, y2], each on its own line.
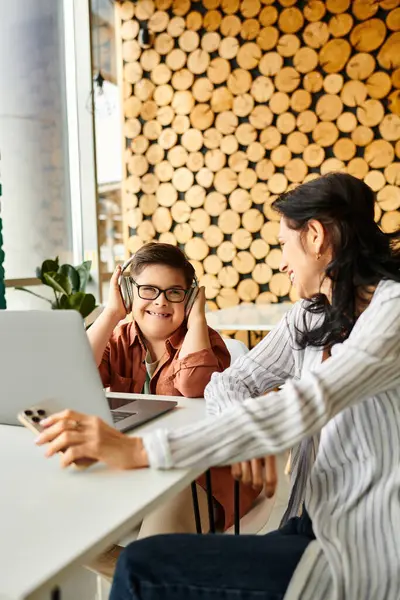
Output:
[35, 410, 149, 470]
[231, 456, 277, 497]
[105, 266, 128, 322]
[187, 286, 207, 330]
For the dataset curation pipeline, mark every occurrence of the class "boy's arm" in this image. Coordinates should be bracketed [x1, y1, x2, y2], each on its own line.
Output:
[175, 287, 231, 397]
[178, 287, 211, 359]
[87, 266, 127, 367]
[87, 308, 122, 366]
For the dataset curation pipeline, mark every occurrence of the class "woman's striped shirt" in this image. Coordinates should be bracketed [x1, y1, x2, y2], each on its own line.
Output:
[143, 279, 400, 600]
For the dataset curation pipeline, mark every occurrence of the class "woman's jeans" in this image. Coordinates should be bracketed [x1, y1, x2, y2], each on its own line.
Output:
[110, 509, 315, 600]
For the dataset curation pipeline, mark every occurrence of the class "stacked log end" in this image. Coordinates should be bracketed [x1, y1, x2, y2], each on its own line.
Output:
[119, 0, 400, 312]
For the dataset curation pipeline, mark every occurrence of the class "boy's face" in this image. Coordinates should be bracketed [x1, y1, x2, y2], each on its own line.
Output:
[131, 264, 188, 342]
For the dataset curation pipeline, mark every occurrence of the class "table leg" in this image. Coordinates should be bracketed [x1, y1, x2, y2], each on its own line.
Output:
[191, 481, 202, 534]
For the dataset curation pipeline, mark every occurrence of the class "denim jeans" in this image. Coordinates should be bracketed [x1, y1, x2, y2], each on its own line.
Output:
[110, 510, 314, 600]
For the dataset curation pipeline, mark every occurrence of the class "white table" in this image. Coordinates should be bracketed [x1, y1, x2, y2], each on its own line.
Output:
[0, 394, 206, 600]
[206, 302, 293, 348]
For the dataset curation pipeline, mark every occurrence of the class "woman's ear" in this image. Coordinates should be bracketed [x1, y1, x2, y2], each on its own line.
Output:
[307, 219, 325, 257]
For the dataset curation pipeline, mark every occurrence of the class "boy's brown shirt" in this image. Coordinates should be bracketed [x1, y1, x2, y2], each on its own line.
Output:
[99, 320, 231, 405]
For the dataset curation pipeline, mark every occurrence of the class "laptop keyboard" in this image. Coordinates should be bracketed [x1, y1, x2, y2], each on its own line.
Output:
[112, 410, 137, 424]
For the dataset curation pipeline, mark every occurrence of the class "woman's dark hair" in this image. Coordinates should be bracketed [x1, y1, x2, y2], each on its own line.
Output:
[129, 242, 195, 288]
[273, 172, 400, 349]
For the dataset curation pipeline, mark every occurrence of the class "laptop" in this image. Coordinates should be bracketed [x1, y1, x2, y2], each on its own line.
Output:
[0, 310, 177, 431]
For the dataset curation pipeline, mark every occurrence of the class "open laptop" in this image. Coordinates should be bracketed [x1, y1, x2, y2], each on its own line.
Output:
[0, 310, 177, 431]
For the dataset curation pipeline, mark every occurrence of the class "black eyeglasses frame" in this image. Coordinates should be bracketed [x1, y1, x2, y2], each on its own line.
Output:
[131, 279, 189, 303]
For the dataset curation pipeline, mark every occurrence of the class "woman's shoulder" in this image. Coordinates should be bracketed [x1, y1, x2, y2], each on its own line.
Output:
[373, 279, 400, 303]
[352, 279, 400, 335]
[286, 299, 322, 332]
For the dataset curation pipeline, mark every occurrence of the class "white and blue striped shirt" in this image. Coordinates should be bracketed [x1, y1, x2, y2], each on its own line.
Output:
[143, 279, 400, 600]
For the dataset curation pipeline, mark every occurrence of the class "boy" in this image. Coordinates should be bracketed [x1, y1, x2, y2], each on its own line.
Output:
[89, 243, 229, 402]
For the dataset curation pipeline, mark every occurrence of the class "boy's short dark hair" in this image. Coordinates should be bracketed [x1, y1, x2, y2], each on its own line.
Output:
[129, 242, 195, 288]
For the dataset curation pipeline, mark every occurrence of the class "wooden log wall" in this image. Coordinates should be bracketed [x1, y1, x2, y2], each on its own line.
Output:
[117, 0, 400, 312]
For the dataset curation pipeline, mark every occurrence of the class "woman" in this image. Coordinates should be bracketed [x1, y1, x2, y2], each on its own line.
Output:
[37, 173, 400, 600]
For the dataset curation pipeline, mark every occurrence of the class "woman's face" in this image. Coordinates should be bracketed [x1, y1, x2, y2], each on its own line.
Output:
[278, 217, 330, 299]
[132, 264, 187, 342]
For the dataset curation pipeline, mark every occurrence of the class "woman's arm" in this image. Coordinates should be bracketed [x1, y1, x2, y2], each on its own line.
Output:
[143, 290, 400, 470]
[37, 286, 400, 472]
[204, 302, 304, 415]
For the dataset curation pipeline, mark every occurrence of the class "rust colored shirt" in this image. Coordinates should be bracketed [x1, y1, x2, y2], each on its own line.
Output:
[99, 321, 230, 401]
[99, 321, 260, 530]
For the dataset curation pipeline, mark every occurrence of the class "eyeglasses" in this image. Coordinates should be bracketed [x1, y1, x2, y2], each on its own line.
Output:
[131, 280, 188, 303]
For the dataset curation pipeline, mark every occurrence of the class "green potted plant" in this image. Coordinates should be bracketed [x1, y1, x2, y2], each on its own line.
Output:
[16, 257, 96, 319]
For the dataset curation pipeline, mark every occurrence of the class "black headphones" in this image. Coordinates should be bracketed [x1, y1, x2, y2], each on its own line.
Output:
[118, 256, 199, 315]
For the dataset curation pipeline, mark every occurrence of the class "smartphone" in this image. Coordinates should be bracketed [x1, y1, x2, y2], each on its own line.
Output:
[18, 400, 95, 469]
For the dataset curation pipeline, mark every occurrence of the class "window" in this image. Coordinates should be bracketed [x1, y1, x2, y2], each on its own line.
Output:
[1, 0, 100, 308]
[0, 1, 73, 282]
[91, 0, 124, 302]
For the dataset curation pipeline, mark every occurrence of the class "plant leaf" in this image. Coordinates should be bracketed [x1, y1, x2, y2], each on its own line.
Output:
[77, 293, 96, 318]
[62, 292, 96, 318]
[14, 287, 52, 304]
[43, 272, 71, 296]
[76, 260, 92, 292]
[37, 258, 59, 283]
[58, 264, 80, 294]
[58, 294, 70, 309]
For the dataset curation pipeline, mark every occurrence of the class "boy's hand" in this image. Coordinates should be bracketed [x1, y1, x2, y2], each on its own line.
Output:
[105, 266, 128, 322]
[187, 286, 207, 329]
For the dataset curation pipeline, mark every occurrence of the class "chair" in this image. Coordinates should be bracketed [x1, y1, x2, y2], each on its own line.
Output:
[119, 338, 277, 540]
[98, 341, 251, 549]
[191, 337, 279, 536]
[225, 484, 277, 535]
[222, 336, 249, 362]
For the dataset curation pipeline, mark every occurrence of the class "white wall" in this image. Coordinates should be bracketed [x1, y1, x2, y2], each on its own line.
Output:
[0, 0, 73, 281]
